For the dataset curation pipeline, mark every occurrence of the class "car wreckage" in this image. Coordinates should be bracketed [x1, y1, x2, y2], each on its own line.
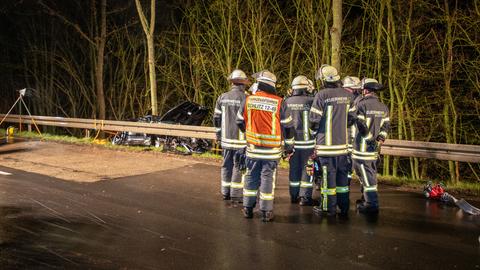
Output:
[111, 101, 211, 154]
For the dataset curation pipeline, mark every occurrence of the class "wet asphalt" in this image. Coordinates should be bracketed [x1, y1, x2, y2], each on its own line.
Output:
[0, 156, 479, 269]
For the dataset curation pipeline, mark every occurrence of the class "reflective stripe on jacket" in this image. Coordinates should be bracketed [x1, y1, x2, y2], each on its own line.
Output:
[352, 94, 390, 161]
[309, 86, 355, 156]
[237, 90, 293, 160]
[213, 86, 247, 149]
[284, 91, 315, 149]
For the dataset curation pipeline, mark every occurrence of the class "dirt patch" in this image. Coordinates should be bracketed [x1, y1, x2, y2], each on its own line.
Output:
[0, 141, 201, 182]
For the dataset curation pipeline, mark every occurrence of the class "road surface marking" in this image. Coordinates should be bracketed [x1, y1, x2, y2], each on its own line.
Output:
[0, 171, 12, 176]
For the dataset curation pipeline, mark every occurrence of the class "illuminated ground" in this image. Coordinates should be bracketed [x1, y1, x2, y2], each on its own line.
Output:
[0, 141, 479, 269]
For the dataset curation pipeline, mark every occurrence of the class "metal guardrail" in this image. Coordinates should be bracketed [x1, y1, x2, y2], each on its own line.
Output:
[1, 114, 479, 163]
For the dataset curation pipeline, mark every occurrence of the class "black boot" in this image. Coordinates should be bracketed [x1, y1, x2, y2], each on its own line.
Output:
[299, 197, 313, 206]
[313, 206, 336, 217]
[223, 194, 231, 200]
[290, 196, 299, 204]
[357, 203, 379, 215]
[261, 211, 274, 222]
[242, 207, 253, 219]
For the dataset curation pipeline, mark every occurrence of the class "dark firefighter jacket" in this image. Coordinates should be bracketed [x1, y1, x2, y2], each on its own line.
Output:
[352, 94, 390, 160]
[213, 85, 247, 150]
[283, 89, 315, 150]
[309, 86, 355, 156]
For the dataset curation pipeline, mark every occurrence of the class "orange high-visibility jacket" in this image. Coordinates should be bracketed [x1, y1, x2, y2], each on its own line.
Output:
[237, 91, 293, 159]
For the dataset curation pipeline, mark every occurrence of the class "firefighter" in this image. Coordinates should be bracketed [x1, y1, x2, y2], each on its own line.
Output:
[309, 65, 355, 217]
[351, 78, 390, 214]
[342, 76, 363, 200]
[213, 69, 250, 202]
[284, 75, 315, 205]
[236, 70, 295, 222]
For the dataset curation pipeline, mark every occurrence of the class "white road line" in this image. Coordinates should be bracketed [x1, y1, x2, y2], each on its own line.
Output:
[0, 171, 12, 176]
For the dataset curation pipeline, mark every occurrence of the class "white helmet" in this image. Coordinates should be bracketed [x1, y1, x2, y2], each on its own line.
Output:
[291, 75, 310, 90]
[361, 78, 384, 91]
[315, 64, 340, 82]
[228, 69, 250, 85]
[252, 70, 277, 87]
[342, 76, 361, 89]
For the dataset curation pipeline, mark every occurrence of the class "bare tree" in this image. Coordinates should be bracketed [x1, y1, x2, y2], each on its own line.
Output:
[331, 0, 342, 71]
[135, 0, 158, 115]
[38, 0, 107, 120]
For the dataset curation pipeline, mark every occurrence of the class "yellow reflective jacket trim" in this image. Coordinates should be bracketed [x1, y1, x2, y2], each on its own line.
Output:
[221, 142, 247, 149]
[280, 115, 292, 124]
[246, 152, 282, 160]
[310, 106, 323, 116]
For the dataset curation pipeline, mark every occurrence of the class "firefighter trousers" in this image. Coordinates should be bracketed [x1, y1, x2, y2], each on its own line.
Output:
[289, 148, 314, 199]
[316, 155, 350, 214]
[353, 159, 379, 207]
[221, 149, 244, 199]
[243, 158, 278, 211]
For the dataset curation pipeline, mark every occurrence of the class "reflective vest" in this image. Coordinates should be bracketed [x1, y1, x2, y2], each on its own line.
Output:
[239, 91, 292, 160]
[243, 92, 283, 148]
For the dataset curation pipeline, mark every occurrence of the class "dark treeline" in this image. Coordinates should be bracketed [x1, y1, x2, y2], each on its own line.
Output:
[0, 0, 479, 183]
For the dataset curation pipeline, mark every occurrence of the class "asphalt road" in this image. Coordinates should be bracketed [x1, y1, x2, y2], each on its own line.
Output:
[0, 147, 479, 269]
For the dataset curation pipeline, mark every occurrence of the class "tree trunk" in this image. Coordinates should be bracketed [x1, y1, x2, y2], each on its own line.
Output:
[331, 0, 342, 71]
[95, 0, 107, 120]
[147, 36, 158, 115]
[135, 0, 158, 115]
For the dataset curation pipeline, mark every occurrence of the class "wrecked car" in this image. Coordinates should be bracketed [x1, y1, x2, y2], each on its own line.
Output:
[111, 101, 211, 154]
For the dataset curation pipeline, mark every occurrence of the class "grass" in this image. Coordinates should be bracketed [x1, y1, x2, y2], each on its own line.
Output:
[4, 129, 479, 196]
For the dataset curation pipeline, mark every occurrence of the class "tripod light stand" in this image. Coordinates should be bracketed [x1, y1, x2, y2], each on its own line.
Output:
[0, 88, 42, 136]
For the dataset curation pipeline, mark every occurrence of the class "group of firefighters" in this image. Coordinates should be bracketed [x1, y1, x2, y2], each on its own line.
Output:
[213, 65, 390, 222]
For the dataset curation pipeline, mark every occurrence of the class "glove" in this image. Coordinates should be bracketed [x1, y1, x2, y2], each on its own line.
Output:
[282, 144, 295, 161]
[376, 134, 386, 143]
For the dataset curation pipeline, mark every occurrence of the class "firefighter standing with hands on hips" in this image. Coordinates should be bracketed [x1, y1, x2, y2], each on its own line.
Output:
[351, 78, 390, 214]
[236, 70, 295, 222]
[213, 69, 250, 202]
[309, 65, 355, 218]
[283, 76, 316, 206]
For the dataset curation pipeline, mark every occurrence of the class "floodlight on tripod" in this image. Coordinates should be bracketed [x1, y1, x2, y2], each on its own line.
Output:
[0, 88, 42, 136]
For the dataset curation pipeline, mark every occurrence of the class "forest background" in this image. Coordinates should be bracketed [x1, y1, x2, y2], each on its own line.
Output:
[0, 0, 479, 184]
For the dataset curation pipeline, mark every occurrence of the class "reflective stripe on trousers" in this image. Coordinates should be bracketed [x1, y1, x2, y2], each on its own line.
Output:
[353, 158, 379, 207]
[317, 155, 350, 213]
[288, 148, 314, 199]
[221, 149, 243, 197]
[243, 158, 278, 211]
